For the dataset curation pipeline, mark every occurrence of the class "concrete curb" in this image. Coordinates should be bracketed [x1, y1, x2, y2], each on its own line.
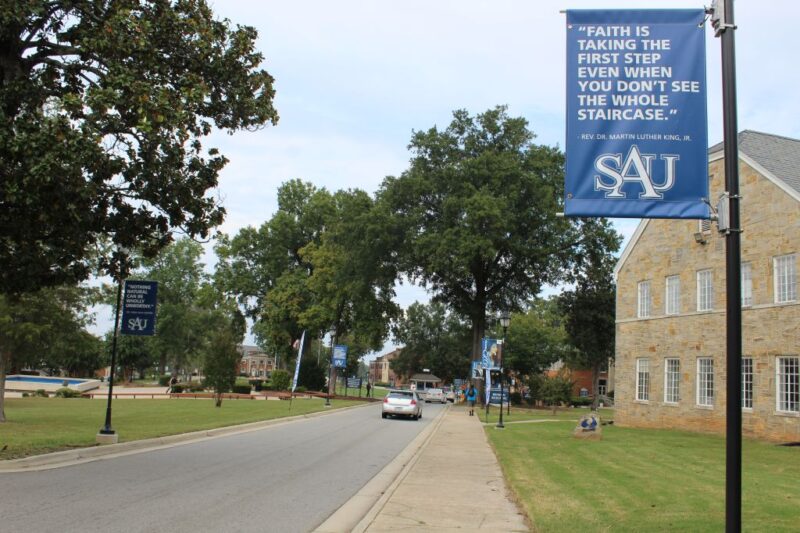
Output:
[0, 402, 371, 473]
[313, 405, 450, 533]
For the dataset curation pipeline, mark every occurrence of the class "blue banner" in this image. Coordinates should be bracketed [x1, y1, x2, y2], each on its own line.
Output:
[120, 280, 158, 336]
[481, 338, 500, 370]
[565, 10, 709, 219]
[332, 344, 348, 368]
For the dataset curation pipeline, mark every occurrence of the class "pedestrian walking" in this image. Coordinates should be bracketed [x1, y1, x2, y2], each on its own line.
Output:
[466, 383, 477, 416]
[366, 381, 372, 398]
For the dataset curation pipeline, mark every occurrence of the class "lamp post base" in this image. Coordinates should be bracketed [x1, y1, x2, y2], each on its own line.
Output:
[95, 432, 119, 445]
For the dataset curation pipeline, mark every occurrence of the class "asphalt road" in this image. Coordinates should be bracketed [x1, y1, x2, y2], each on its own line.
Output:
[0, 401, 447, 533]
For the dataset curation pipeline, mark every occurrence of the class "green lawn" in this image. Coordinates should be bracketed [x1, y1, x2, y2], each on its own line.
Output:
[0, 396, 360, 460]
[485, 408, 800, 532]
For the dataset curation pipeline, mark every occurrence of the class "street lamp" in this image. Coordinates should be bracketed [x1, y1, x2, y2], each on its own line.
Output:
[497, 312, 510, 429]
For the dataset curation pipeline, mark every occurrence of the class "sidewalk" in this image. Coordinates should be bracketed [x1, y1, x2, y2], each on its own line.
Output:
[320, 405, 529, 532]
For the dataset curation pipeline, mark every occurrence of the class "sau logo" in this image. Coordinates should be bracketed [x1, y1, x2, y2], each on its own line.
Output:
[126, 317, 150, 332]
[594, 145, 679, 199]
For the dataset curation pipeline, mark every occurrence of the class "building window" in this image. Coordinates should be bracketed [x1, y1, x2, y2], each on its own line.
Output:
[774, 254, 797, 303]
[776, 356, 799, 413]
[636, 358, 650, 401]
[742, 357, 753, 410]
[638, 280, 651, 318]
[696, 357, 714, 407]
[598, 379, 607, 396]
[665, 275, 680, 315]
[664, 358, 680, 404]
[697, 269, 714, 312]
[741, 262, 753, 307]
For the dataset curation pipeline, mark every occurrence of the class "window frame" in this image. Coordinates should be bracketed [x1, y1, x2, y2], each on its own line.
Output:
[741, 262, 753, 307]
[664, 358, 680, 404]
[697, 269, 714, 312]
[696, 357, 714, 407]
[742, 357, 753, 411]
[774, 254, 797, 304]
[665, 275, 680, 315]
[638, 280, 651, 318]
[636, 358, 650, 402]
[776, 356, 799, 414]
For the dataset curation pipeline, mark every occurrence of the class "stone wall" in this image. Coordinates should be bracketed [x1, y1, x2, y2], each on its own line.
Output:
[615, 155, 800, 442]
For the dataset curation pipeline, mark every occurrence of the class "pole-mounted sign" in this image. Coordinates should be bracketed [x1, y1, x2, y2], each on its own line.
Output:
[120, 280, 158, 336]
[565, 9, 708, 219]
[332, 344, 348, 368]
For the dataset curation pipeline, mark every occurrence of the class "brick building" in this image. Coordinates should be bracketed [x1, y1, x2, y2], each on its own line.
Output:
[369, 348, 403, 386]
[237, 345, 276, 378]
[614, 131, 800, 442]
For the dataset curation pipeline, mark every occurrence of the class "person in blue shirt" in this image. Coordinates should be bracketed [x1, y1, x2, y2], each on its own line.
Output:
[466, 383, 477, 416]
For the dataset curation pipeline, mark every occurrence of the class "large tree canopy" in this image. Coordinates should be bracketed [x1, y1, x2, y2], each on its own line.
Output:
[0, 0, 278, 293]
[378, 106, 615, 361]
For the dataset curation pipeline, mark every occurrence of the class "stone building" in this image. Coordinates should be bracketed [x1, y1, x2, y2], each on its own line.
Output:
[614, 131, 800, 442]
[369, 348, 402, 386]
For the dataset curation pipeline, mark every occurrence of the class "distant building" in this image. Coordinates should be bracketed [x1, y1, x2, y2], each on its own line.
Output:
[614, 131, 800, 442]
[369, 348, 402, 386]
[237, 345, 276, 378]
[546, 362, 613, 399]
[409, 373, 441, 392]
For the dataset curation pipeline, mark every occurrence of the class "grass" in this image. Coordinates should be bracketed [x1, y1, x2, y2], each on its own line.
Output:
[0, 396, 360, 460]
[485, 407, 800, 532]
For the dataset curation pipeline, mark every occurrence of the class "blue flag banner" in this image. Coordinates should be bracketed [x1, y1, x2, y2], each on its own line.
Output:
[291, 331, 306, 393]
[333, 345, 348, 368]
[565, 9, 709, 219]
[481, 338, 500, 370]
[120, 280, 158, 336]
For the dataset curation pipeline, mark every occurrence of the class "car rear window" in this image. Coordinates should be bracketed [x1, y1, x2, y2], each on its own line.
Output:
[388, 391, 413, 399]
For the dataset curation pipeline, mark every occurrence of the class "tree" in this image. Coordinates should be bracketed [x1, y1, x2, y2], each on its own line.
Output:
[297, 356, 326, 392]
[202, 329, 240, 407]
[391, 302, 472, 383]
[502, 298, 568, 393]
[378, 106, 612, 367]
[0, 1, 278, 294]
[0, 284, 98, 421]
[540, 374, 573, 415]
[558, 219, 620, 410]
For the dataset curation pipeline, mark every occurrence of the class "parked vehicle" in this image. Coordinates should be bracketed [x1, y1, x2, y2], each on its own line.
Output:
[382, 390, 423, 420]
[424, 387, 447, 404]
[442, 386, 455, 403]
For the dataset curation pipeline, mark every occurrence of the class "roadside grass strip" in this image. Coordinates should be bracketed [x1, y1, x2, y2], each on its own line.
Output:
[486, 415, 800, 532]
[0, 397, 360, 460]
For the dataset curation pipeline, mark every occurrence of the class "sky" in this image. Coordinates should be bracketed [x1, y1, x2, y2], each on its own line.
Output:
[91, 1, 800, 358]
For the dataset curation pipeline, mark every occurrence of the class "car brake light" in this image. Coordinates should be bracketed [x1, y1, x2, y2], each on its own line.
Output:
[410, 399, 416, 406]
[383, 397, 389, 403]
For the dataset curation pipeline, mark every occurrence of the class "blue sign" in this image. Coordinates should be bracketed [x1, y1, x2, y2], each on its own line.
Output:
[565, 10, 708, 219]
[489, 388, 509, 405]
[470, 361, 482, 380]
[481, 338, 500, 370]
[120, 280, 158, 336]
[332, 344, 348, 368]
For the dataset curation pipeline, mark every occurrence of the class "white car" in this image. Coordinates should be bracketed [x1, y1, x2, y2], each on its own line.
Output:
[382, 390, 423, 420]
[424, 387, 447, 404]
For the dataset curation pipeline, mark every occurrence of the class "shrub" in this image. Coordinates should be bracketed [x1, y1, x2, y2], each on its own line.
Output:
[158, 375, 171, 386]
[171, 384, 184, 393]
[35, 389, 48, 397]
[188, 384, 205, 392]
[55, 387, 83, 398]
[250, 380, 263, 392]
[295, 386, 307, 393]
[232, 384, 252, 395]
[262, 381, 274, 391]
[270, 369, 290, 391]
[22, 392, 29, 398]
[571, 396, 592, 407]
[509, 391, 522, 405]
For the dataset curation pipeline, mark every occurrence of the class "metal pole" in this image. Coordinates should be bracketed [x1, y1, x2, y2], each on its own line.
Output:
[497, 330, 506, 429]
[717, 1, 742, 530]
[100, 279, 123, 435]
[326, 333, 334, 406]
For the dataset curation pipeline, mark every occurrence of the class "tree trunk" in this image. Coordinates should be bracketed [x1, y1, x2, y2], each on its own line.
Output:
[0, 351, 7, 422]
[591, 361, 601, 411]
[470, 303, 487, 405]
[215, 392, 222, 407]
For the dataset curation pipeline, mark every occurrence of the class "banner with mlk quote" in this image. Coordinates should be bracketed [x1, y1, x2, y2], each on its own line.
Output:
[565, 10, 709, 219]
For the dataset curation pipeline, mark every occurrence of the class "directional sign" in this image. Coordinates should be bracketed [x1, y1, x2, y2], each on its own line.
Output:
[489, 388, 509, 405]
[332, 344, 348, 368]
[120, 280, 158, 336]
